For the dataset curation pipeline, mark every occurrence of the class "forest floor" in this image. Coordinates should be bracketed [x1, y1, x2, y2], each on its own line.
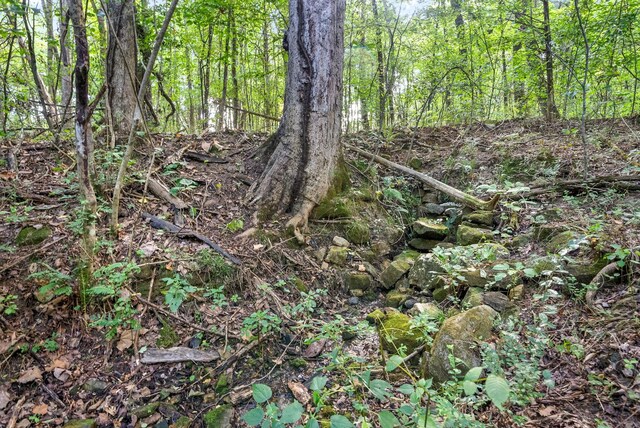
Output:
[0, 118, 639, 428]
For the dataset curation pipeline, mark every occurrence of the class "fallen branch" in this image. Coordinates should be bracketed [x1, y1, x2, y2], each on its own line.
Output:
[345, 144, 499, 211]
[146, 177, 188, 210]
[183, 151, 228, 164]
[141, 346, 220, 364]
[142, 212, 241, 265]
[585, 262, 619, 309]
[512, 175, 640, 199]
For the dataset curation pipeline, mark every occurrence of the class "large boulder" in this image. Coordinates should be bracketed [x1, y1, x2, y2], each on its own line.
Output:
[344, 272, 371, 292]
[408, 254, 446, 290]
[385, 289, 410, 308]
[412, 218, 449, 239]
[456, 224, 493, 245]
[366, 308, 425, 354]
[545, 231, 583, 253]
[408, 238, 442, 252]
[565, 258, 608, 284]
[426, 305, 497, 383]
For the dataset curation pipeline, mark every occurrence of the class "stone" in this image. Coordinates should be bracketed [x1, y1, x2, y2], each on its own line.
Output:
[467, 243, 510, 260]
[505, 234, 533, 249]
[426, 305, 497, 383]
[312, 198, 352, 220]
[545, 231, 582, 253]
[462, 211, 493, 227]
[461, 287, 484, 308]
[380, 259, 411, 289]
[132, 402, 161, 418]
[422, 203, 446, 215]
[172, 417, 191, 428]
[408, 254, 446, 290]
[344, 272, 371, 291]
[349, 288, 364, 297]
[408, 238, 441, 252]
[565, 258, 608, 284]
[530, 255, 564, 274]
[394, 249, 421, 264]
[459, 269, 491, 288]
[371, 240, 391, 257]
[16, 226, 51, 246]
[409, 157, 423, 169]
[404, 299, 417, 309]
[203, 405, 233, 428]
[408, 302, 443, 319]
[432, 286, 454, 302]
[344, 221, 371, 245]
[385, 290, 409, 308]
[347, 297, 360, 305]
[63, 420, 96, 428]
[509, 284, 524, 301]
[412, 218, 449, 239]
[325, 246, 348, 266]
[83, 379, 109, 394]
[332, 236, 350, 247]
[456, 224, 493, 245]
[366, 308, 425, 354]
[314, 247, 328, 262]
[482, 292, 515, 313]
[533, 224, 569, 241]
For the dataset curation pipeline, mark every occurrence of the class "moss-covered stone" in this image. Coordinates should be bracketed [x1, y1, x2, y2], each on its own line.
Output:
[530, 255, 564, 274]
[312, 197, 352, 220]
[545, 231, 582, 253]
[533, 223, 569, 242]
[344, 221, 371, 245]
[16, 226, 51, 246]
[566, 258, 608, 284]
[394, 249, 421, 264]
[172, 416, 192, 428]
[366, 308, 425, 354]
[344, 272, 371, 291]
[215, 373, 229, 395]
[462, 211, 493, 227]
[157, 319, 179, 348]
[408, 238, 441, 252]
[408, 302, 444, 319]
[292, 277, 308, 292]
[505, 234, 533, 249]
[380, 259, 411, 289]
[456, 224, 493, 245]
[412, 218, 449, 239]
[426, 305, 497, 383]
[63, 420, 96, 428]
[509, 284, 524, 301]
[482, 291, 516, 315]
[461, 287, 484, 308]
[467, 243, 510, 260]
[385, 290, 409, 308]
[203, 405, 233, 428]
[408, 254, 446, 290]
[325, 246, 348, 266]
[408, 157, 423, 169]
[132, 402, 161, 418]
[432, 286, 454, 302]
[290, 357, 308, 368]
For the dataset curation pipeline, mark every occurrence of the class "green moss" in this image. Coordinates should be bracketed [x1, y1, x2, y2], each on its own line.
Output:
[290, 357, 308, 368]
[16, 226, 51, 246]
[157, 318, 179, 348]
[215, 373, 229, 394]
[344, 220, 370, 244]
[372, 309, 425, 354]
[292, 277, 308, 292]
[325, 246, 349, 265]
[344, 272, 371, 291]
[132, 402, 161, 418]
[62, 420, 96, 428]
[312, 197, 352, 220]
[203, 405, 233, 428]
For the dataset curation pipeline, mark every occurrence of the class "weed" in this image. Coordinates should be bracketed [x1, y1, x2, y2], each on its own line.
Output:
[0, 294, 18, 315]
[162, 274, 199, 313]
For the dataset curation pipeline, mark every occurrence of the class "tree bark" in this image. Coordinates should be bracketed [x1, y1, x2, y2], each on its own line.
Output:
[542, 0, 559, 121]
[248, 0, 345, 229]
[106, 0, 138, 137]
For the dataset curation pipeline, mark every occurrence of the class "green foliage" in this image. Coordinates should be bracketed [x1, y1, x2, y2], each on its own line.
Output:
[241, 310, 282, 341]
[0, 294, 18, 315]
[242, 384, 304, 427]
[29, 264, 74, 298]
[226, 218, 244, 232]
[162, 274, 198, 313]
[170, 178, 198, 196]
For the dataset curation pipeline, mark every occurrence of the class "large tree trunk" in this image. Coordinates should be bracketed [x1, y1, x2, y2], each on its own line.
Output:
[248, 0, 345, 229]
[106, 0, 137, 137]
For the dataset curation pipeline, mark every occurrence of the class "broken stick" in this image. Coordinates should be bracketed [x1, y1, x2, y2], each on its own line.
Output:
[345, 144, 499, 211]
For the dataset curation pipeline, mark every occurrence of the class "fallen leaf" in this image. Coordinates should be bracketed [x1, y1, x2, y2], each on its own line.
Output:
[201, 141, 212, 152]
[53, 368, 70, 382]
[32, 403, 49, 415]
[0, 387, 11, 410]
[117, 330, 134, 352]
[17, 366, 42, 383]
[303, 339, 327, 358]
[538, 406, 556, 417]
[287, 381, 311, 405]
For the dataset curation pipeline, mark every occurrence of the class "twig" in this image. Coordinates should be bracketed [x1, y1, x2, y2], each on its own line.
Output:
[6, 396, 25, 428]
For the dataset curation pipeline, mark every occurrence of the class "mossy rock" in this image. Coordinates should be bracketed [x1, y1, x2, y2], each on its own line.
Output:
[426, 305, 497, 383]
[394, 249, 421, 263]
[290, 357, 308, 368]
[408, 254, 446, 291]
[380, 259, 411, 289]
[215, 373, 229, 395]
[466, 242, 510, 260]
[385, 290, 410, 308]
[566, 258, 608, 284]
[344, 220, 371, 244]
[408, 238, 441, 252]
[533, 224, 570, 242]
[203, 405, 233, 428]
[505, 234, 533, 249]
[509, 284, 524, 301]
[408, 302, 444, 319]
[462, 211, 493, 227]
[366, 308, 425, 354]
[132, 402, 161, 418]
[344, 272, 371, 291]
[312, 197, 352, 220]
[456, 224, 493, 245]
[412, 218, 449, 239]
[432, 286, 454, 302]
[530, 255, 564, 274]
[16, 226, 51, 246]
[408, 157, 423, 169]
[292, 277, 308, 292]
[325, 246, 348, 266]
[461, 287, 484, 308]
[482, 291, 516, 314]
[63, 420, 96, 428]
[545, 231, 582, 253]
[173, 416, 192, 428]
[157, 319, 179, 348]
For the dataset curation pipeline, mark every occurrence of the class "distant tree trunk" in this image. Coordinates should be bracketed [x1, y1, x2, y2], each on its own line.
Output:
[59, 2, 73, 126]
[218, 12, 231, 130]
[1, 16, 16, 132]
[372, 0, 386, 130]
[231, 11, 239, 129]
[42, 0, 58, 102]
[200, 23, 213, 129]
[248, 0, 345, 229]
[186, 45, 195, 131]
[542, 0, 559, 121]
[106, 0, 137, 137]
[69, 0, 98, 279]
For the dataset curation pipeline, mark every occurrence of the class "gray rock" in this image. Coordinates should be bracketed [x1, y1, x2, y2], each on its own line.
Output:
[408, 254, 446, 290]
[545, 231, 583, 253]
[385, 290, 410, 308]
[408, 238, 442, 252]
[408, 302, 443, 319]
[83, 379, 109, 394]
[482, 292, 515, 313]
[332, 236, 350, 247]
[422, 203, 445, 215]
[325, 246, 348, 265]
[462, 211, 493, 227]
[404, 299, 417, 309]
[432, 286, 454, 302]
[380, 259, 412, 289]
[461, 287, 484, 308]
[426, 305, 497, 383]
[344, 272, 371, 291]
[509, 284, 524, 301]
[566, 258, 608, 284]
[348, 297, 360, 305]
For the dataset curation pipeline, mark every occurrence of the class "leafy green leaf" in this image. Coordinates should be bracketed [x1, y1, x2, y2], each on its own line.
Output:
[280, 401, 304, 424]
[397, 384, 414, 395]
[485, 374, 510, 409]
[310, 376, 328, 391]
[369, 379, 392, 400]
[330, 415, 354, 428]
[464, 366, 483, 382]
[378, 410, 400, 428]
[242, 407, 264, 426]
[523, 268, 538, 278]
[385, 354, 404, 372]
[252, 384, 272, 404]
[306, 418, 320, 428]
[493, 263, 510, 271]
[463, 380, 478, 396]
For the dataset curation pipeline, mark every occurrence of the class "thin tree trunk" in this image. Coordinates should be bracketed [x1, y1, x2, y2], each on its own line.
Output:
[574, 0, 589, 179]
[231, 11, 239, 129]
[217, 12, 231, 131]
[372, 0, 386, 130]
[542, 0, 559, 121]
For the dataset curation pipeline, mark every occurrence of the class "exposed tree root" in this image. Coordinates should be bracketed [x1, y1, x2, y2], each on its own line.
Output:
[585, 262, 619, 309]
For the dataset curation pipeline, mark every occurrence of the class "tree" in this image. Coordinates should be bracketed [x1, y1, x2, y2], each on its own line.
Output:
[105, 0, 138, 137]
[247, 0, 346, 229]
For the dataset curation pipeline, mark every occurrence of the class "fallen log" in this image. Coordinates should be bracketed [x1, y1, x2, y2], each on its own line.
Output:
[514, 175, 640, 198]
[141, 346, 220, 364]
[142, 212, 241, 265]
[345, 144, 499, 211]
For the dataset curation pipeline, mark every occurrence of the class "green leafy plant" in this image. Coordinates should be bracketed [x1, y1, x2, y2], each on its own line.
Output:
[242, 383, 304, 427]
[0, 294, 18, 315]
[29, 265, 74, 298]
[170, 178, 198, 196]
[162, 274, 198, 313]
[241, 310, 282, 341]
